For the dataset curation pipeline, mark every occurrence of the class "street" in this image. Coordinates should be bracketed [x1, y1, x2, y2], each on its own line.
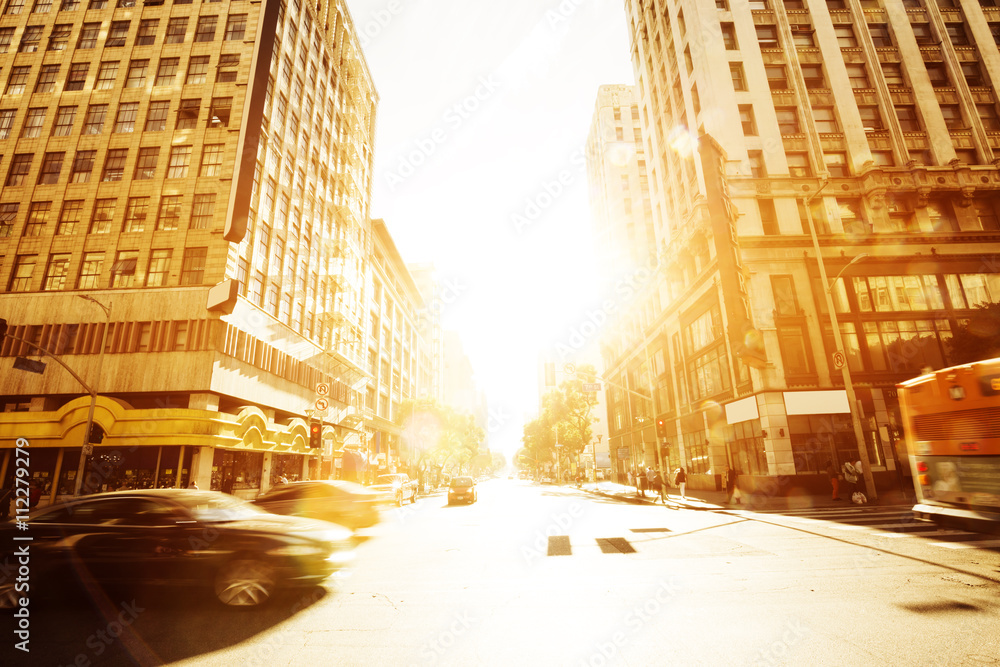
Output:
[11, 478, 1000, 666]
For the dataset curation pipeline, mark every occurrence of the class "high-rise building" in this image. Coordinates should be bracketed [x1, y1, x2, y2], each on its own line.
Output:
[409, 263, 444, 402]
[0, 0, 377, 501]
[607, 0, 1000, 494]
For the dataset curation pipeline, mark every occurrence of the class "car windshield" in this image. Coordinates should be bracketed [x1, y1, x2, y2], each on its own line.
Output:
[377, 475, 401, 485]
[170, 492, 265, 522]
[451, 477, 474, 487]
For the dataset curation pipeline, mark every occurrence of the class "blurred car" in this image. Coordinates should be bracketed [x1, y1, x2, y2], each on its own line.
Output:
[254, 480, 381, 531]
[370, 473, 418, 506]
[0, 489, 354, 609]
[448, 477, 477, 505]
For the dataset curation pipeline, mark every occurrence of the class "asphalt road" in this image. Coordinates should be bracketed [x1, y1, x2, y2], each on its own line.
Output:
[8, 479, 1000, 666]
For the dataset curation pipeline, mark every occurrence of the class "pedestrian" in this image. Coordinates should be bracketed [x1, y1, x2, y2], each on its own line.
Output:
[826, 459, 841, 501]
[842, 460, 859, 501]
[725, 466, 740, 504]
[852, 459, 867, 504]
[188, 480, 198, 489]
[675, 467, 687, 499]
[652, 469, 665, 504]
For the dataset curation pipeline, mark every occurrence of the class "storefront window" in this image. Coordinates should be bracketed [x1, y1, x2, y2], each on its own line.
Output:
[789, 414, 855, 474]
[271, 453, 304, 485]
[156, 446, 192, 489]
[726, 420, 767, 476]
[212, 449, 263, 495]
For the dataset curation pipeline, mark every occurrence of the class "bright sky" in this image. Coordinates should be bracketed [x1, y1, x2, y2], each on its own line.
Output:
[345, 0, 635, 456]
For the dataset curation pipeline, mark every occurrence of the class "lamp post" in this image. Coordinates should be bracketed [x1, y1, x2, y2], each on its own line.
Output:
[74, 295, 111, 496]
[802, 182, 877, 501]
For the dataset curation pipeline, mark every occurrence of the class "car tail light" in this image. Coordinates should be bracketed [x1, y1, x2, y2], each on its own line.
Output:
[916, 461, 928, 473]
[918, 474, 930, 486]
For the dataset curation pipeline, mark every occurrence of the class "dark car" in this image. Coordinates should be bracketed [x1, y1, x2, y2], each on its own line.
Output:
[0, 489, 354, 609]
[254, 480, 381, 531]
[448, 477, 477, 505]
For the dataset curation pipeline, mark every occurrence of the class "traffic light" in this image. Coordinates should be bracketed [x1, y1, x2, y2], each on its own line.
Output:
[656, 418, 667, 438]
[309, 420, 322, 448]
[88, 424, 105, 444]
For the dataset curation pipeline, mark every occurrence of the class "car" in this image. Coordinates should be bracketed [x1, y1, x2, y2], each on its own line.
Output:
[253, 480, 382, 531]
[448, 476, 477, 505]
[0, 489, 354, 609]
[370, 473, 418, 506]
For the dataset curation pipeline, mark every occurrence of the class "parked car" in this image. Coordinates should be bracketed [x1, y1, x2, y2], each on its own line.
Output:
[370, 473, 418, 506]
[448, 477, 477, 505]
[254, 480, 381, 531]
[0, 489, 354, 609]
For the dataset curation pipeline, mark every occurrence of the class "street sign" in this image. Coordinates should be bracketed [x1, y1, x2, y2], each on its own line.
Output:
[832, 351, 846, 370]
[315, 397, 329, 411]
[82, 444, 93, 456]
[563, 363, 576, 375]
[13, 357, 45, 374]
[316, 382, 330, 397]
[582, 383, 601, 392]
[617, 447, 630, 460]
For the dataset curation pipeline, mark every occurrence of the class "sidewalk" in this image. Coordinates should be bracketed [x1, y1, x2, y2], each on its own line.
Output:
[581, 481, 914, 512]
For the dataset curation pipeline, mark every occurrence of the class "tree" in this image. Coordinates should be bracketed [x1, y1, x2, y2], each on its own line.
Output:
[520, 364, 599, 474]
[948, 302, 1000, 366]
[395, 398, 484, 478]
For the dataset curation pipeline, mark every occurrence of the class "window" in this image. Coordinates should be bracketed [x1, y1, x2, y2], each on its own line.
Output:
[881, 62, 905, 87]
[824, 152, 849, 177]
[90, 198, 116, 234]
[6, 66, 31, 95]
[869, 24, 892, 48]
[0, 109, 14, 139]
[83, 104, 107, 134]
[95, 62, 119, 90]
[765, 65, 788, 90]
[940, 104, 964, 130]
[106, 21, 130, 47]
[37, 152, 63, 184]
[34, 64, 59, 92]
[24, 201, 50, 235]
[113, 102, 139, 133]
[20, 108, 46, 138]
[772, 275, 799, 316]
[48, 23, 70, 50]
[77, 22, 99, 49]
[146, 249, 170, 286]
[70, 150, 95, 183]
[60, 0, 80, 9]
[775, 107, 800, 133]
[9, 255, 36, 291]
[186, 55, 210, 84]
[858, 105, 884, 130]
[962, 62, 985, 88]
[191, 193, 215, 228]
[0, 202, 16, 237]
[110, 250, 137, 288]
[134, 147, 158, 179]
[974, 200, 1000, 231]
[748, 150, 765, 178]
[176, 99, 199, 129]
[787, 152, 811, 177]
[846, 64, 870, 89]
[759, 199, 779, 235]
[165, 17, 187, 44]
[194, 15, 217, 42]
[912, 23, 935, 46]
[217, 54, 239, 82]
[792, 28, 815, 48]
[87, 0, 106, 7]
[144, 101, 169, 131]
[801, 64, 825, 88]
[945, 22, 968, 46]
[136, 19, 158, 46]
[125, 60, 148, 88]
[156, 195, 182, 230]
[18, 25, 42, 52]
[167, 145, 191, 178]
[77, 252, 103, 288]
[896, 105, 920, 131]
[56, 200, 82, 235]
[65, 62, 88, 91]
[208, 97, 231, 127]
[721, 22, 737, 50]
[835, 25, 857, 48]
[6, 154, 32, 186]
[155, 58, 178, 86]
[44, 254, 72, 291]
[756, 25, 779, 47]
[225, 14, 246, 40]
[730, 63, 746, 91]
[925, 62, 949, 88]
[978, 104, 1000, 131]
[871, 150, 894, 166]
[180, 247, 207, 284]
[0, 27, 13, 52]
[102, 148, 127, 181]
[739, 105, 757, 135]
[813, 107, 839, 133]
[199, 144, 223, 176]
[122, 197, 148, 233]
[926, 199, 958, 232]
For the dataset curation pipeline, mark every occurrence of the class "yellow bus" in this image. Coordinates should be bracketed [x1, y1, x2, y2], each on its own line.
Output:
[897, 358, 1000, 533]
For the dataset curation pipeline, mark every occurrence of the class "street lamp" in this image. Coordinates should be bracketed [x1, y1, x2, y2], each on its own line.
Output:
[74, 295, 111, 496]
[802, 182, 877, 501]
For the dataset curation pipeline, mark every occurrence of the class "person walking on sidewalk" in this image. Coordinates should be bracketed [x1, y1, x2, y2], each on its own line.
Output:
[725, 466, 740, 504]
[675, 467, 687, 500]
[826, 459, 841, 501]
[652, 469, 666, 504]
